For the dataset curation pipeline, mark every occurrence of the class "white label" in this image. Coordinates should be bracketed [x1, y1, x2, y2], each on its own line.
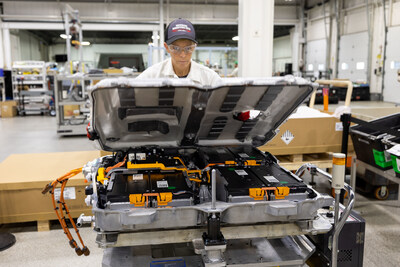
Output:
[157, 180, 169, 188]
[281, 130, 294, 145]
[384, 151, 392, 162]
[54, 187, 76, 201]
[131, 174, 143, 181]
[238, 153, 249, 158]
[396, 158, 400, 172]
[264, 176, 279, 183]
[128, 153, 136, 161]
[235, 170, 248, 176]
[216, 148, 226, 153]
[136, 153, 146, 160]
[335, 122, 343, 131]
[129, 153, 146, 161]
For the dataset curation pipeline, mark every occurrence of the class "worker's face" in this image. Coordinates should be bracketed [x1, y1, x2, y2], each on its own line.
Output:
[165, 39, 196, 70]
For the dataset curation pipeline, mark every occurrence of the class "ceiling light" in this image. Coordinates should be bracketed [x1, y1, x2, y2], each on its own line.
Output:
[151, 35, 160, 40]
[60, 34, 71, 39]
[81, 41, 91, 46]
[232, 36, 239, 41]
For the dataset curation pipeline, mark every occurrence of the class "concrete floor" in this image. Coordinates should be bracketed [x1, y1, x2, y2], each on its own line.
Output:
[1, 101, 400, 266]
[0, 116, 97, 163]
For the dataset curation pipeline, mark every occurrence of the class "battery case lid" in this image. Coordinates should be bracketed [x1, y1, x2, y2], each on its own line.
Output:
[90, 76, 315, 151]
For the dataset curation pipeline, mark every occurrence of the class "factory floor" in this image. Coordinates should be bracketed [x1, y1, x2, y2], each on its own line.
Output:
[1, 101, 400, 267]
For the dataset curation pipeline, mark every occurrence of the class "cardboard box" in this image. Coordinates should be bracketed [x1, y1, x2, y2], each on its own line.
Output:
[258, 117, 353, 155]
[100, 150, 113, 157]
[63, 104, 80, 118]
[0, 101, 17, 118]
[0, 151, 101, 224]
[103, 68, 123, 74]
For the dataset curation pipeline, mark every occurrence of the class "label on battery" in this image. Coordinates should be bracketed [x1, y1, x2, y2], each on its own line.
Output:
[131, 174, 143, 180]
[136, 153, 146, 160]
[396, 158, 400, 172]
[54, 187, 76, 201]
[263, 176, 279, 183]
[235, 170, 248, 176]
[128, 153, 146, 161]
[157, 180, 169, 188]
[238, 153, 249, 158]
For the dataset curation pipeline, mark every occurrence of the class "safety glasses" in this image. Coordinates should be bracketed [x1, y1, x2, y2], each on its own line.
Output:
[168, 44, 197, 54]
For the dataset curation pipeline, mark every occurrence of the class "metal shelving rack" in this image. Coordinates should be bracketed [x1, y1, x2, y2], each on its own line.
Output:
[12, 61, 53, 115]
[55, 74, 138, 136]
[0, 77, 5, 101]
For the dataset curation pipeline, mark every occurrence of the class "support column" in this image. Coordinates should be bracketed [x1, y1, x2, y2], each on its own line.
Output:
[159, 0, 165, 61]
[290, 26, 300, 75]
[0, 22, 4, 69]
[3, 27, 12, 69]
[152, 30, 160, 65]
[238, 0, 274, 77]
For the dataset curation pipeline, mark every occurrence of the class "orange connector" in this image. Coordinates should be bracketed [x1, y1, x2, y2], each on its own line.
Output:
[249, 188, 265, 200]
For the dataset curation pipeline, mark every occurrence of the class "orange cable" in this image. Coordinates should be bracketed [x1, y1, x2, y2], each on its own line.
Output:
[106, 156, 127, 173]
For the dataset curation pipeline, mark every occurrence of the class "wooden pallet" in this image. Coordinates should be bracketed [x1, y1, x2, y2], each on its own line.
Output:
[37, 220, 51, 232]
[276, 152, 333, 171]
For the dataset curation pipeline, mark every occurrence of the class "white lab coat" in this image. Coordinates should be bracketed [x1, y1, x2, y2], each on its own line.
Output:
[229, 67, 239, 77]
[137, 58, 222, 87]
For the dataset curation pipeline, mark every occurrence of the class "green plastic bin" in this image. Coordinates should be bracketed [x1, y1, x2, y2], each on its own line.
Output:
[372, 149, 393, 168]
[387, 144, 400, 178]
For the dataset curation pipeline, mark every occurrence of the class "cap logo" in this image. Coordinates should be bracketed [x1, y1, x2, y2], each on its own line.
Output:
[172, 24, 191, 33]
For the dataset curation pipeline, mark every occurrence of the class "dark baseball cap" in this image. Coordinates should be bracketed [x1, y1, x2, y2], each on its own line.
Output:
[165, 18, 197, 45]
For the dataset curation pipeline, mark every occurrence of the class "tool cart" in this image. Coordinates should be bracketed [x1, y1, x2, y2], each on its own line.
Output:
[44, 77, 364, 267]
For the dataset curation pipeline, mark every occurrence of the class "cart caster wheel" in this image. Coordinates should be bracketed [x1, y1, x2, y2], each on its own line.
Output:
[331, 188, 348, 199]
[374, 186, 389, 200]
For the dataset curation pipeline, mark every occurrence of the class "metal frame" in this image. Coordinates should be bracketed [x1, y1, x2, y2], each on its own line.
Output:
[0, 77, 5, 101]
[55, 74, 139, 136]
[11, 61, 52, 115]
[296, 163, 356, 267]
[356, 159, 400, 204]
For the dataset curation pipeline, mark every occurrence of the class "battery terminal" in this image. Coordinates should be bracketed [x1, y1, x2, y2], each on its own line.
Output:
[129, 194, 145, 207]
[249, 188, 265, 200]
[245, 160, 260, 166]
[274, 187, 290, 199]
[157, 192, 173, 206]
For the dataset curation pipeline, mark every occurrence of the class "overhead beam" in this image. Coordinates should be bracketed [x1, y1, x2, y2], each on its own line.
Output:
[2, 22, 159, 32]
[1, 1, 299, 27]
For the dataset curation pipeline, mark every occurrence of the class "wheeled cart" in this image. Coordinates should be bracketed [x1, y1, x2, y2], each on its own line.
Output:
[45, 77, 363, 267]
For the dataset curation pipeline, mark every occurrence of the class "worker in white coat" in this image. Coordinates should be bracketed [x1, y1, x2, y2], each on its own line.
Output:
[137, 18, 222, 86]
[227, 61, 239, 77]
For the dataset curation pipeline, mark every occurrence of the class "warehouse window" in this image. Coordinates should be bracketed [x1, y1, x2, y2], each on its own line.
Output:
[341, 63, 349, 70]
[356, 62, 365, 70]
[307, 64, 314, 71]
[318, 64, 325, 71]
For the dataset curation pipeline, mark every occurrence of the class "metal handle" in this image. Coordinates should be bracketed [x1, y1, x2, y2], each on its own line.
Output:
[211, 169, 216, 210]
